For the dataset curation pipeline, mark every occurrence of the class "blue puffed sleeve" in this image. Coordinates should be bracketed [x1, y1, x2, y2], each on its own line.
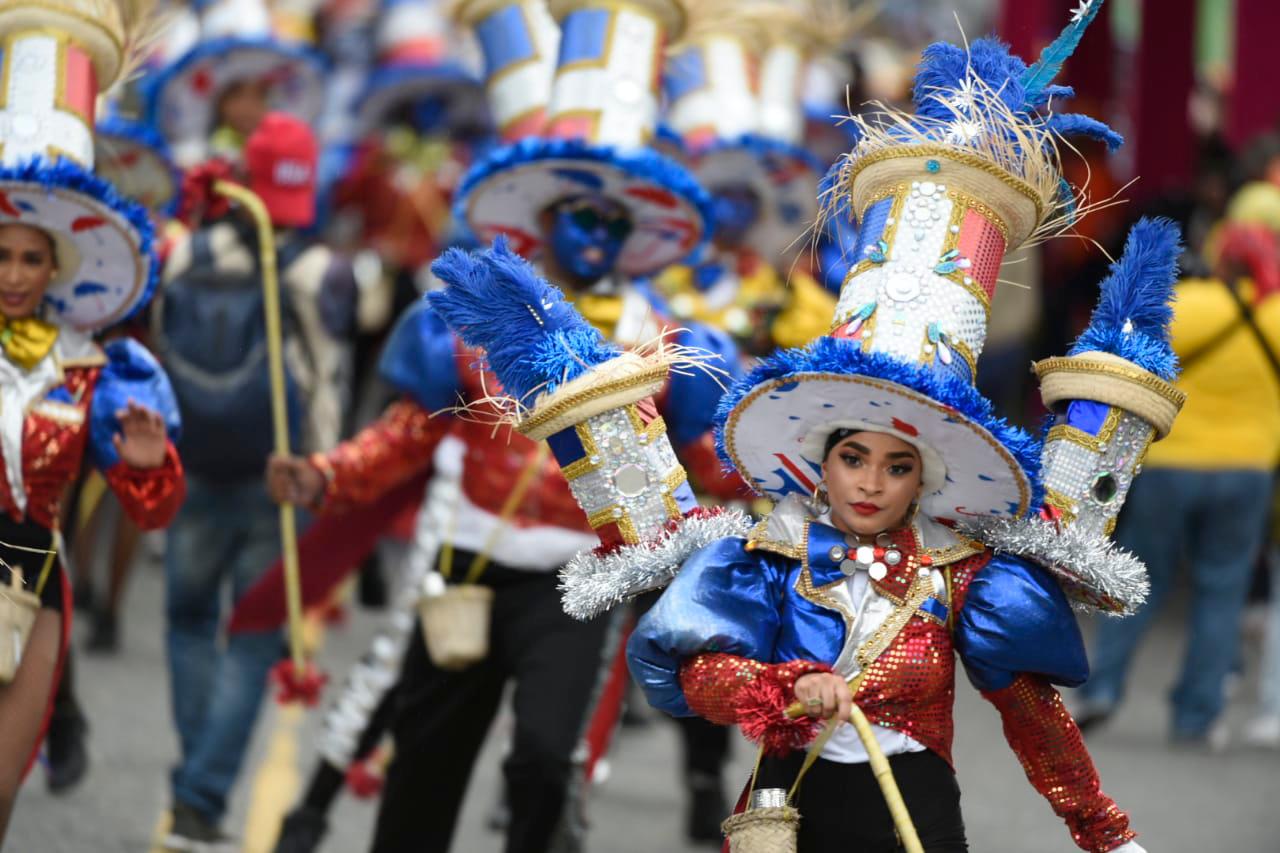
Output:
[954, 552, 1089, 693]
[378, 299, 463, 411]
[89, 339, 182, 470]
[627, 537, 787, 717]
[662, 323, 743, 447]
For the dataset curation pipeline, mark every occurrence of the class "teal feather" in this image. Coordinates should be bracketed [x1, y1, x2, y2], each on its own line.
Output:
[1020, 0, 1106, 105]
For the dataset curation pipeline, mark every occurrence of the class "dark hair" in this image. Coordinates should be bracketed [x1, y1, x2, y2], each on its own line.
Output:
[822, 428, 857, 459]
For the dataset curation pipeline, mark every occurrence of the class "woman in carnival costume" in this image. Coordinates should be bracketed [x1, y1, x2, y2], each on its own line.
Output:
[0, 0, 185, 837]
[428, 3, 1185, 851]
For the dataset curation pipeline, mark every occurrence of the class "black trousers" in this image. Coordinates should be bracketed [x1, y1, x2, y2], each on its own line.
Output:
[370, 558, 613, 853]
[757, 750, 968, 853]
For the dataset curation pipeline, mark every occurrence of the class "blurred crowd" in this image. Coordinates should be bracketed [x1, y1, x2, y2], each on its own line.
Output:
[4, 0, 1278, 851]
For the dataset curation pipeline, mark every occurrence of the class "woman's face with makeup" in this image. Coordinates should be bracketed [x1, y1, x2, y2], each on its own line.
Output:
[821, 430, 923, 537]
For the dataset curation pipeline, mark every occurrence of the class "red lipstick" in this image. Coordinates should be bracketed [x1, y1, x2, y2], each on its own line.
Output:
[850, 502, 881, 516]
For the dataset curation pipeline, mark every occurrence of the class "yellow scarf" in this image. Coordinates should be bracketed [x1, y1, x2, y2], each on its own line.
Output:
[0, 315, 59, 370]
[573, 293, 625, 339]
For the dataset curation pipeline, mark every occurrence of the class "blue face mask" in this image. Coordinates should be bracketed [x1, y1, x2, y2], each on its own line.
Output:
[712, 186, 760, 245]
[547, 199, 633, 281]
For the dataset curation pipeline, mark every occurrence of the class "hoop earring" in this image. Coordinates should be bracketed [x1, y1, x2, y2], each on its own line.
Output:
[811, 481, 831, 515]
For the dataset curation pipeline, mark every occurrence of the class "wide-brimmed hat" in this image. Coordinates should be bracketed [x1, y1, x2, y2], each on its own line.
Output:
[94, 113, 181, 215]
[451, 0, 711, 277]
[353, 0, 490, 137]
[0, 0, 161, 331]
[143, 0, 326, 162]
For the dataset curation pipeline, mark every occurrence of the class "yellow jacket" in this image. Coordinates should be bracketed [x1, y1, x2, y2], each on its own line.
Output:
[1146, 278, 1280, 471]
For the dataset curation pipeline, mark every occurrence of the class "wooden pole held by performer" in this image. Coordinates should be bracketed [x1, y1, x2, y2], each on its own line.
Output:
[213, 179, 311, 687]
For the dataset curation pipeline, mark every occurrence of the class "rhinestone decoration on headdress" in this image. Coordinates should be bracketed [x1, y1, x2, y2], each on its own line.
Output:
[427, 238, 749, 618]
[822, 0, 1122, 386]
[963, 217, 1187, 615]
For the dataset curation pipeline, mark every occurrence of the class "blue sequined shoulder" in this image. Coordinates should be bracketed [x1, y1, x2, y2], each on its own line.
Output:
[89, 339, 182, 470]
[954, 552, 1089, 692]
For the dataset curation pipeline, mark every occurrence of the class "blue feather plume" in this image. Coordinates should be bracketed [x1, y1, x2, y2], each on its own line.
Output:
[896, 2, 1118, 168]
[1045, 113, 1124, 151]
[428, 237, 621, 402]
[1068, 217, 1182, 379]
[1021, 0, 1105, 105]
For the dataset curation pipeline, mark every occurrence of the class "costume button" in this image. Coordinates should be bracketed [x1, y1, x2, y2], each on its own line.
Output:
[869, 562, 887, 581]
[827, 545, 846, 563]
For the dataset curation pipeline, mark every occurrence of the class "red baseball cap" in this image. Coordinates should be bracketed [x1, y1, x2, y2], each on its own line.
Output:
[245, 113, 319, 228]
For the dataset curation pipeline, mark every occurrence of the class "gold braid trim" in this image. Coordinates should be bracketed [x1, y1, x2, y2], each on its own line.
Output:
[1033, 356, 1187, 408]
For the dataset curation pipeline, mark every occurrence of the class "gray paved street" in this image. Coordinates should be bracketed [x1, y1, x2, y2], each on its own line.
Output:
[8, 546, 1280, 852]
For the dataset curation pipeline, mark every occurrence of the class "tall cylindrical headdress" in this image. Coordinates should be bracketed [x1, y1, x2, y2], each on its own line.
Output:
[428, 239, 749, 619]
[454, 0, 560, 141]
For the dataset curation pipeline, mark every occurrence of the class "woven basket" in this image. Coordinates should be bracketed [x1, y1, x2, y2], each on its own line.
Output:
[721, 805, 800, 853]
[418, 585, 494, 670]
[0, 583, 40, 684]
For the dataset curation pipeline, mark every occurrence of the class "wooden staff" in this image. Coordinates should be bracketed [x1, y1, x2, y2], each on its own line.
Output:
[785, 684, 922, 853]
[213, 180, 306, 674]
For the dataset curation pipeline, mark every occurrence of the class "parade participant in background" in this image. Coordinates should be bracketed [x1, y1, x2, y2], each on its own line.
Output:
[261, 1, 743, 849]
[655, 0, 835, 358]
[64, 108, 184, 656]
[151, 113, 354, 851]
[144, 0, 326, 167]
[0, 0, 185, 837]
[428, 5, 1168, 851]
[328, 0, 491, 448]
[1074, 185, 1280, 747]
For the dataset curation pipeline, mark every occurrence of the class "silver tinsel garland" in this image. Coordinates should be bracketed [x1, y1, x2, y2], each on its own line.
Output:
[959, 516, 1149, 616]
[560, 508, 753, 620]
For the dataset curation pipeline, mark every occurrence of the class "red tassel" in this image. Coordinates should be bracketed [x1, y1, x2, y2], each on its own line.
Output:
[735, 673, 822, 756]
[345, 754, 385, 799]
[270, 659, 328, 707]
[178, 159, 237, 227]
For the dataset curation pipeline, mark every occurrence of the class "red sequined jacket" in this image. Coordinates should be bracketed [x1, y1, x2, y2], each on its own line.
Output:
[0, 337, 185, 532]
[628, 510, 1135, 852]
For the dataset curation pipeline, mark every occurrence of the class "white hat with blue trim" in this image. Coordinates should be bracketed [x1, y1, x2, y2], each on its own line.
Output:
[0, 0, 161, 332]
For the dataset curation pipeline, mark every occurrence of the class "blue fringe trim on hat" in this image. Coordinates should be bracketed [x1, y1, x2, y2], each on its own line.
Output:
[453, 136, 715, 247]
[355, 62, 483, 127]
[95, 115, 181, 216]
[714, 337, 1043, 505]
[0, 157, 157, 329]
[428, 236, 620, 402]
[1068, 217, 1181, 379]
[143, 36, 328, 129]
[697, 134, 825, 176]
